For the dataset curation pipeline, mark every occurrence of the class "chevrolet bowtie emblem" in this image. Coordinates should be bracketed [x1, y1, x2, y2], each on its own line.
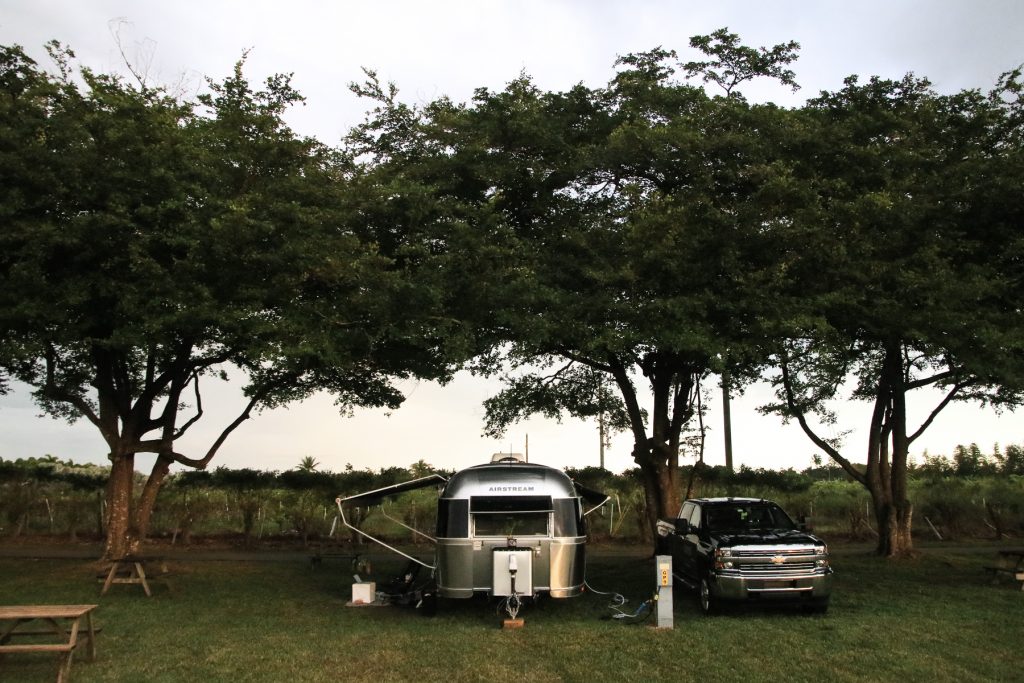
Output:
[770, 555, 786, 564]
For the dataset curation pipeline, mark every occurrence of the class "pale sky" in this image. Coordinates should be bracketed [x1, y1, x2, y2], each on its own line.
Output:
[0, 1, 1021, 475]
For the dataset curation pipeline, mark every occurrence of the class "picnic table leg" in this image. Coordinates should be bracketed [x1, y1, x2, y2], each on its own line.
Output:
[0, 617, 22, 645]
[101, 561, 121, 596]
[83, 612, 96, 661]
[133, 562, 153, 597]
[0, 617, 29, 662]
[57, 647, 74, 683]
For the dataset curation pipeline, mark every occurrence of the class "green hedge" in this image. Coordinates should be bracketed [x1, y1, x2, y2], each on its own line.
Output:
[3, 449, 1023, 544]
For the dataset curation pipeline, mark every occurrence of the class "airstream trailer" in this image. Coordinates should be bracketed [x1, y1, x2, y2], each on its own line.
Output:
[335, 454, 608, 606]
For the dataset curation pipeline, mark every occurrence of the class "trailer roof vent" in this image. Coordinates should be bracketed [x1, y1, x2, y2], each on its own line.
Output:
[491, 452, 526, 463]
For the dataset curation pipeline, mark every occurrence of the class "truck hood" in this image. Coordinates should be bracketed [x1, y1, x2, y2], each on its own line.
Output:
[714, 529, 822, 547]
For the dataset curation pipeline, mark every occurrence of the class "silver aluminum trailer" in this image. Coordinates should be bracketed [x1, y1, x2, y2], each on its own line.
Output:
[335, 455, 608, 603]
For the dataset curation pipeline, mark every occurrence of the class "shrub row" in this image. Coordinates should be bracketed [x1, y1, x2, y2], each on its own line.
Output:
[2, 452, 1022, 545]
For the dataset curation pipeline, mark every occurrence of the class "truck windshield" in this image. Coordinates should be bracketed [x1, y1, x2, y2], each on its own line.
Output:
[705, 504, 795, 532]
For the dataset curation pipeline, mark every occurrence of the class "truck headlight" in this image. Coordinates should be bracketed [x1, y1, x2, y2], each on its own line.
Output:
[714, 548, 732, 559]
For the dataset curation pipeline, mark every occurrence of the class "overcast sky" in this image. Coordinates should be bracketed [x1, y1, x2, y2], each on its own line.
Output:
[1, 1, 1021, 476]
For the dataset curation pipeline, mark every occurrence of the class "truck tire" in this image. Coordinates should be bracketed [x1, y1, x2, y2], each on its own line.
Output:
[699, 577, 717, 616]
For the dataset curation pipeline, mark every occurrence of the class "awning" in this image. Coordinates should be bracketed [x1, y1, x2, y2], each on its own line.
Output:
[572, 481, 610, 507]
[337, 473, 448, 507]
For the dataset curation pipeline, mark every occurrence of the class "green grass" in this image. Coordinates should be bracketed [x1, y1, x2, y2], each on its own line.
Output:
[0, 546, 1020, 682]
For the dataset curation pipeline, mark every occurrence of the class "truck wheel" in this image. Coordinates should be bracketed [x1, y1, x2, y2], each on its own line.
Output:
[699, 578, 717, 616]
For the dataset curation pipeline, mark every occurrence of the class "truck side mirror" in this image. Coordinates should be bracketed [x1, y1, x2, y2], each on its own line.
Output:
[798, 515, 814, 532]
[675, 518, 691, 534]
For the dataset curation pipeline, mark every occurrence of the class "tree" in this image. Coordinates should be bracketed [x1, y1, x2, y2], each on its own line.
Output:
[764, 71, 1024, 557]
[0, 44, 455, 559]
[680, 27, 800, 97]
[448, 34, 809, 539]
[296, 457, 320, 473]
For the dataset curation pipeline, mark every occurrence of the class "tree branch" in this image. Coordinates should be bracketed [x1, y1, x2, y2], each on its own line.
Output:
[908, 381, 966, 444]
[172, 372, 205, 439]
[43, 344, 104, 431]
[607, 354, 648, 449]
[554, 348, 614, 374]
[170, 387, 268, 470]
[540, 359, 578, 387]
[780, 355, 866, 486]
[906, 369, 957, 391]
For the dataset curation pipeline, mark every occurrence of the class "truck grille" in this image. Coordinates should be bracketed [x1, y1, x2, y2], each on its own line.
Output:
[721, 546, 824, 578]
[736, 562, 818, 577]
[731, 547, 816, 558]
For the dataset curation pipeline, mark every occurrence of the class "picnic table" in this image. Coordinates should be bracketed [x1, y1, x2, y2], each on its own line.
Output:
[100, 555, 170, 597]
[984, 549, 1024, 590]
[0, 604, 98, 683]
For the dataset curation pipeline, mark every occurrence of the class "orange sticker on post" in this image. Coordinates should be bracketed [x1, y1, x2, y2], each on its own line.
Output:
[659, 563, 671, 586]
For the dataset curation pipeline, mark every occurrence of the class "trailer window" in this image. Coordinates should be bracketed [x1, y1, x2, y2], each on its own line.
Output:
[473, 512, 549, 537]
[469, 496, 553, 537]
[470, 496, 553, 513]
[552, 498, 582, 537]
[436, 499, 469, 538]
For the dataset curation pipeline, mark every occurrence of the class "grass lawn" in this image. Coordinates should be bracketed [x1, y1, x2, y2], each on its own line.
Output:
[0, 544, 1020, 682]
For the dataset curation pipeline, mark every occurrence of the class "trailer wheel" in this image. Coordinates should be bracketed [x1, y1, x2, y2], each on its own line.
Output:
[419, 590, 438, 616]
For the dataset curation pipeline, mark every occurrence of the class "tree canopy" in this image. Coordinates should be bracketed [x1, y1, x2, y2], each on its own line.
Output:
[2, 32, 1021, 561]
[0, 43, 463, 558]
[346, 33, 1024, 551]
[762, 69, 1024, 555]
[342, 34, 817, 535]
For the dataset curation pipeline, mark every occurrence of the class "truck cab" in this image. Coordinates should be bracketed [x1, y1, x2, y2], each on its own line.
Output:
[656, 497, 833, 615]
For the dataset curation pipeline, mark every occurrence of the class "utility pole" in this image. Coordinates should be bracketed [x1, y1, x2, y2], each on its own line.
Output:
[598, 411, 606, 470]
[722, 371, 734, 472]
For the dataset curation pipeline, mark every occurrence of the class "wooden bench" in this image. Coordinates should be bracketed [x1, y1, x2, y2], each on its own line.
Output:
[99, 556, 173, 596]
[309, 551, 363, 571]
[0, 604, 98, 683]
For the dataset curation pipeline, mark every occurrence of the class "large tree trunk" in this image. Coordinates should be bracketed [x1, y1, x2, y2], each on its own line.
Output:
[865, 465, 914, 557]
[864, 344, 915, 558]
[781, 344, 918, 558]
[636, 456, 677, 541]
[102, 451, 173, 560]
[103, 451, 137, 560]
[617, 355, 694, 548]
[876, 499, 914, 556]
[133, 456, 172, 543]
[610, 352, 700, 548]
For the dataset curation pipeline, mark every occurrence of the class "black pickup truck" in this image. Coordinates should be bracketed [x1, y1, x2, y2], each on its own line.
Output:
[656, 497, 833, 615]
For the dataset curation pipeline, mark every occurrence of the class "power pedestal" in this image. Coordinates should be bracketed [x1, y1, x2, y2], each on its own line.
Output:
[655, 554, 673, 629]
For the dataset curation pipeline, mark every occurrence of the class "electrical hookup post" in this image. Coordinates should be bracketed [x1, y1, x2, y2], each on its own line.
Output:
[656, 555, 673, 629]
